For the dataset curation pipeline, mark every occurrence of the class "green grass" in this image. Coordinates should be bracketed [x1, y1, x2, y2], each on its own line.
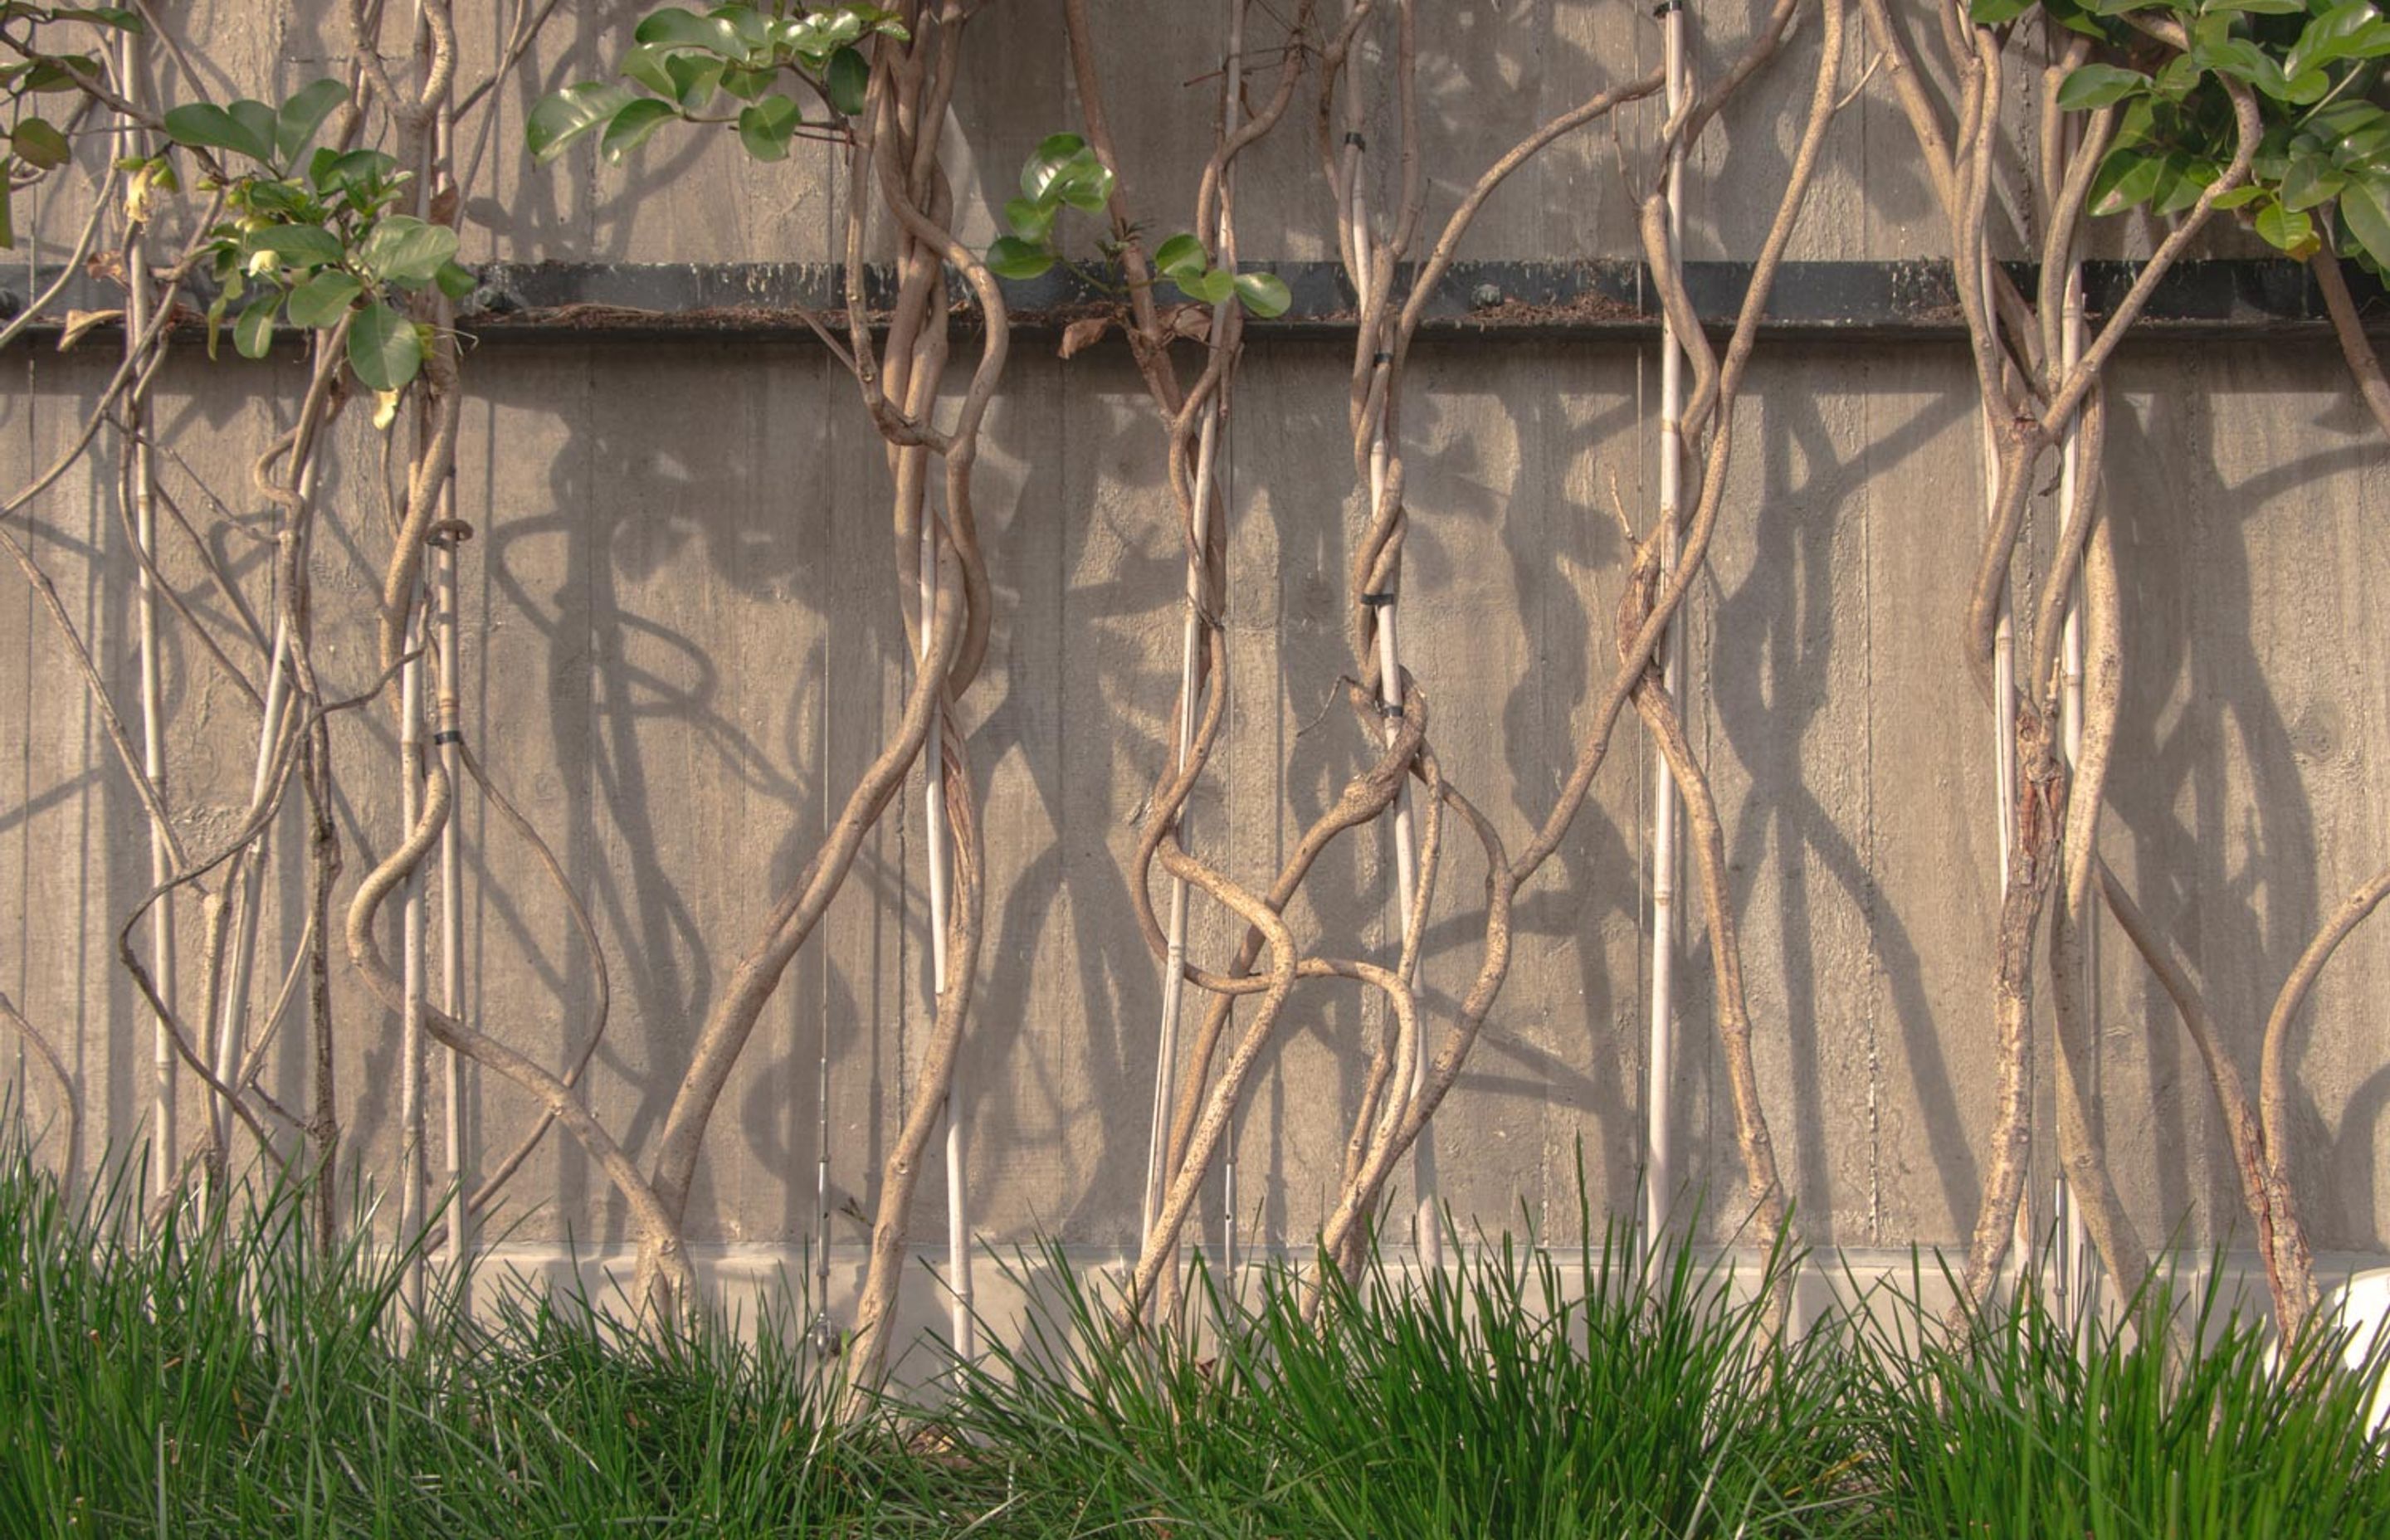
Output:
[1855, 1257, 2390, 1539]
[0, 1123, 2383, 1538]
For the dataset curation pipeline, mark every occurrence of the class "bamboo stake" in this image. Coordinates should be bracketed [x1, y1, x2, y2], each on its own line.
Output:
[1644, 0, 1689, 1270]
[120, 27, 175, 1204]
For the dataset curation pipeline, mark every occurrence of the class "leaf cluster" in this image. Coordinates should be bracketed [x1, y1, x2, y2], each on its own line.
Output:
[0, 2, 142, 248]
[1987, 0, 2390, 269]
[987, 132, 1293, 318]
[159, 80, 470, 391]
[525, 2, 907, 168]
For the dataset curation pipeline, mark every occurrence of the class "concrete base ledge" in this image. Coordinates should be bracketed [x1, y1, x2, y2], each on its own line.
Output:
[448, 1240, 2390, 1391]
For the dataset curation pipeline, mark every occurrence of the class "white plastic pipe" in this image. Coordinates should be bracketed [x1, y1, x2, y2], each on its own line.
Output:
[1644, 0, 1689, 1271]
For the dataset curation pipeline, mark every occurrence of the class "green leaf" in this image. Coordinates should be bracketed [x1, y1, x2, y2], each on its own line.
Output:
[0, 188, 13, 251]
[233, 295, 278, 359]
[2254, 200, 2319, 254]
[358, 214, 458, 287]
[2090, 145, 2165, 215]
[249, 222, 345, 268]
[1020, 132, 1090, 200]
[22, 55, 100, 93]
[711, 2, 772, 52]
[1054, 154, 1115, 212]
[2312, 99, 2387, 134]
[599, 98, 680, 163]
[285, 269, 363, 328]
[664, 51, 724, 109]
[2289, 1, 2389, 79]
[735, 95, 801, 161]
[985, 236, 1055, 280]
[824, 46, 870, 116]
[2057, 63, 2149, 111]
[2281, 155, 2347, 210]
[2202, 0, 2303, 12]
[2285, 66, 2333, 103]
[633, 6, 740, 53]
[2341, 178, 2390, 270]
[162, 101, 276, 164]
[275, 80, 348, 165]
[51, 7, 146, 28]
[8, 116, 69, 171]
[1174, 268, 1235, 306]
[2152, 153, 2213, 217]
[2197, 37, 2289, 98]
[1233, 270, 1291, 319]
[1968, 0, 2036, 20]
[779, 7, 868, 59]
[346, 300, 423, 391]
[241, 178, 311, 217]
[308, 148, 398, 200]
[1004, 197, 1057, 243]
[719, 64, 775, 100]
[525, 83, 634, 162]
[434, 261, 476, 302]
[2153, 53, 2204, 101]
[618, 43, 679, 97]
[1152, 232, 1207, 280]
[228, 100, 279, 165]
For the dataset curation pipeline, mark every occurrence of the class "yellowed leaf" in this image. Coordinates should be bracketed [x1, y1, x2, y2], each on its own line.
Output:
[56, 309, 123, 352]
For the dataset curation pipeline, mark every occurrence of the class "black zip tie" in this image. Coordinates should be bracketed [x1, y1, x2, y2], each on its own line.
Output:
[1372, 349, 1393, 365]
[1344, 130, 1367, 149]
[1376, 699, 1405, 720]
[1653, 0, 1684, 14]
[432, 729, 463, 747]
[1359, 591, 1396, 608]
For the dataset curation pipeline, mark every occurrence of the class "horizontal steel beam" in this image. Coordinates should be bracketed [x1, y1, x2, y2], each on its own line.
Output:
[6, 257, 2384, 346]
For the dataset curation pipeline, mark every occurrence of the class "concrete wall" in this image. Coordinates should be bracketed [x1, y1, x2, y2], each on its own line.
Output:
[4, 2, 2387, 1311]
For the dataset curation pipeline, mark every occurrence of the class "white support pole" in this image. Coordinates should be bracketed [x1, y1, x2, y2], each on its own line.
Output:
[1143, 1, 1246, 1265]
[120, 27, 175, 1204]
[400, 604, 428, 1315]
[434, 506, 467, 1292]
[1982, 248, 2032, 1281]
[432, 106, 471, 1307]
[212, 448, 309, 1187]
[2056, 247, 2090, 1319]
[1644, 0, 1689, 1272]
[1341, 0, 1436, 1276]
[924, 508, 973, 1362]
[212, 621, 292, 1164]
